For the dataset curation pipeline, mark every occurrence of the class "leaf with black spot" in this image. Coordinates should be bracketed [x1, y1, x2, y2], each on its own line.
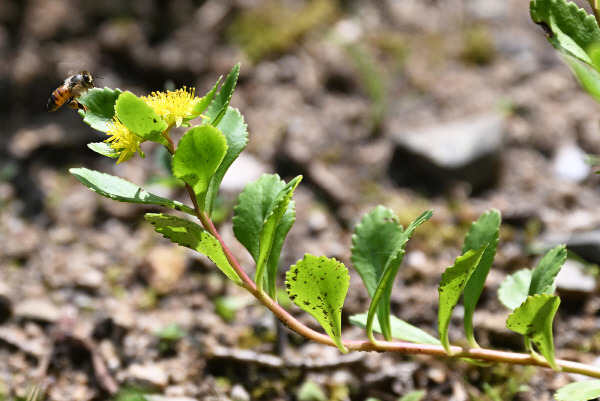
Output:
[285, 254, 350, 353]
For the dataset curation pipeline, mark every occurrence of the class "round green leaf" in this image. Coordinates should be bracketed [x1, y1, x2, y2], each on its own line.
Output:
[172, 125, 228, 210]
[498, 269, 535, 311]
[554, 380, 600, 401]
[115, 91, 167, 142]
[78, 87, 122, 132]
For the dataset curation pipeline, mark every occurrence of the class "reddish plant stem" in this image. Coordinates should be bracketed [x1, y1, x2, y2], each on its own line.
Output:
[180, 176, 600, 379]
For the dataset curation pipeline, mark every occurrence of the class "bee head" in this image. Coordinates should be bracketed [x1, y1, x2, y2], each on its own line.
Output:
[81, 71, 94, 88]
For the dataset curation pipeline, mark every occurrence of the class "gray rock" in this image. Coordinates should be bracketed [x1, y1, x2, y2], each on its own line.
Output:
[552, 143, 590, 182]
[126, 363, 169, 389]
[561, 230, 600, 266]
[230, 384, 250, 401]
[555, 259, 596, 303]
[220, 154, 270, 192]
[388, 112, 505, 193]
[14, 298, 61, 323]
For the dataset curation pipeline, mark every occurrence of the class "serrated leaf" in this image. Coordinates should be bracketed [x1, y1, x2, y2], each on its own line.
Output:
[70, 167, 195, 214]
[191, 76, 222, 117]
[206, 63, 240, 126]
[498, 269, 535, 310]
[438, 245, 487, 355]
[78, 87, 122, 132]
[561, 52, 600, 103]
[530, 0, 600, 65]
[349, 313, 440, 345]
[365, 210, 433, 344]
[256, 176, 301, 293]
[285, 254, 350, 353]
[351, 206, 404, 341]
[462, 210, 501, 347]
[266, 202, 296, 298]
[172, 125, 228, 211]
[232, 174, 298, 297]
[115, 91, 168, 144]
[87, 142, 119, 158]
[233, 174, 286, 260]
[145, 213, 241, 285]
[529, 245, 567, 296]
[506, 294, 561, 370]
[554, 380, 600, 401]
[205, 107, 249, 216]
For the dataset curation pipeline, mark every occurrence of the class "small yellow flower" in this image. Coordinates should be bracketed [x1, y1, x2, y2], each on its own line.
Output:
[105, 118, 144, 164]
[143, 86, 201, 128]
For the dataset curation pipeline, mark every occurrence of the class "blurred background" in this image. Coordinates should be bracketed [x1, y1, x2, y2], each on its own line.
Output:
[2, 0, 600, 400]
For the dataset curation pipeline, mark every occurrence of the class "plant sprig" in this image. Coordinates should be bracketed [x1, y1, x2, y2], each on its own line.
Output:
[62, 32, 600, 398]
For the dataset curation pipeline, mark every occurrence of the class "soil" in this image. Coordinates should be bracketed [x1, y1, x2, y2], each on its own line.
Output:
[1, 0, 600, 400]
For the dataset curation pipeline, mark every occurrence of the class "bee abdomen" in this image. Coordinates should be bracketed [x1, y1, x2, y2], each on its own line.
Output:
[47, 86, 70, 112]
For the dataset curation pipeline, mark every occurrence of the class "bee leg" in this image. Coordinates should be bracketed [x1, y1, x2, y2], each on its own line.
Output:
[67, 100, 89, 112]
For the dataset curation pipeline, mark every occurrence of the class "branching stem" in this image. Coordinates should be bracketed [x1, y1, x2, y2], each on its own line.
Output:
[179, 168, 600, 380]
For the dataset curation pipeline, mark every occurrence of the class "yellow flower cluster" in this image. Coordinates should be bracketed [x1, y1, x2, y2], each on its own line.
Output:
[105, 87, 202, 163]
[143, 86, 201, 128]
[105, 118, 144, 164]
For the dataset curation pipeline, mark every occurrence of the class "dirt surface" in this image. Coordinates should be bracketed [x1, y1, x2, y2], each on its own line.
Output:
[2, 0, 600, 400]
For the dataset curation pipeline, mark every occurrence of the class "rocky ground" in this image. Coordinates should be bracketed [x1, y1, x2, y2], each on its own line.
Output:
[2, 0, 600, 400]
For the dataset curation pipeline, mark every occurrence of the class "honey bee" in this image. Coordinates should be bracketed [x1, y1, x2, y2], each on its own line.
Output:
[47, 71, 94, 112]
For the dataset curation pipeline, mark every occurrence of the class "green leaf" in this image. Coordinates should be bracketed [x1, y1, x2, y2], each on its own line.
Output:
[145, 213, 241, 285]
[351, 206, 404, 341]
[561, 53, 600, 103]
[462, 210, 501, 348]
[232, 174, 298, 297]
[87, 142, 119, 158]
[115, 91, 168, 144]
[398, 390, 427, 401]
[365, 210, 433, 344]
[285, 254, 350, 353]
[506, 294, 561, 370]
[154, 322, 186, 341]
[266, 201, 296, 298]
[530, 0, 600, 65]
[256, 176, 301, 293]
[172, 125, 228, 210]
[191, 76, 222, 117]
[438, 245, 487, 355]
[348, 313, 440, 345]
[205, 63, 240, 126]
[205, 107, 249, 216]
[498, 269, 535, 310]
[498, 246, 564, 311]
[70, 167, 195, 215]
[78, 87, 122, 132]
[529, 245, 567, 296]
[297, 381, 327, 401]
[233, 174, 285, 261]
[554, 380, 600, 401]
